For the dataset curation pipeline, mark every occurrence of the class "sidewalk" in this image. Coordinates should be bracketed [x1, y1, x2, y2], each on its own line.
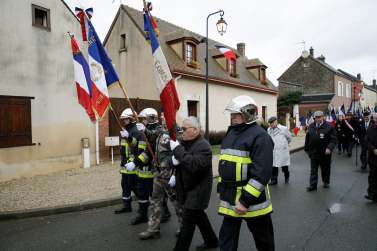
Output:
[0, 132, 305, 221]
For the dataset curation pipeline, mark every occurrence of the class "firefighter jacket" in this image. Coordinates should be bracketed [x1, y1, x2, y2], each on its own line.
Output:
[217, 122, 274, 218]
[134, 123, 157, 179]
[119, 123, 142, 174]
[144, 125, 181, 179]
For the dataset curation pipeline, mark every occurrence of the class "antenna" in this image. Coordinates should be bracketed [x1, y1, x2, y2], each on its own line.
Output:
[112, 0, 122, 27]
[294, 39, 305, 50]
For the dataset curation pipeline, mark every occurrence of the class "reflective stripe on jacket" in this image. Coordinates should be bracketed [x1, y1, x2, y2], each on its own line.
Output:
[120, 123, 141, 174]
[217, 123, 274, 218]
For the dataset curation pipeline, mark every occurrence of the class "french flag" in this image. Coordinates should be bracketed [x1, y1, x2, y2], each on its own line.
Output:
[339, 104, 346, 118]
[144, 6, 180, 140]
[358, 89, 362, 101]
[293, 119, 301, 135]
[329, 108, 336, 127]
[71, 36, 95, 121]
[75, 7, 93, 41]
[215, 45, 238, 62]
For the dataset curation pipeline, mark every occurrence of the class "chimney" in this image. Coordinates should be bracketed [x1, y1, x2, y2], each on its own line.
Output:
[237, 43, 245, 57]
[373, 79, 376, 89]
[309, 46, 314, 57]
[317, 54, 325, 62]
[357, 74, 361, 81]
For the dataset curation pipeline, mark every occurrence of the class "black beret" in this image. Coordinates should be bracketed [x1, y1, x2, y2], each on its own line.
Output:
[268, 116, 277, 123]
[363, 111, 370, 116]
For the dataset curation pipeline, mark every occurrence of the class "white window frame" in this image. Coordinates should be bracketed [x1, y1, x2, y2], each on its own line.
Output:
[338, 81, 343, 97]
[346, 84, 350, 98]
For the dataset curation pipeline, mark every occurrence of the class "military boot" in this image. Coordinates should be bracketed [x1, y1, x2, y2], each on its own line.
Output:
[138, 231, 161, 239]
[114, 201, 132, 214]
[131, 207, 149, 225]
[161, 207, 172, 223]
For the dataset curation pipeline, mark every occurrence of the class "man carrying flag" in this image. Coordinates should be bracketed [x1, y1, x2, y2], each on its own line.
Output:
[70, 35, 95, 121]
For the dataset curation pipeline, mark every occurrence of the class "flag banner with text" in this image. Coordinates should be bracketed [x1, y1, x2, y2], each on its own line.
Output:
[75, 7, 93, 41]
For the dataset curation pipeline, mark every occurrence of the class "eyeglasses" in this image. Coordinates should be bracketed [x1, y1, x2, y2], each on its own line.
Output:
[181, 126, 194, 132]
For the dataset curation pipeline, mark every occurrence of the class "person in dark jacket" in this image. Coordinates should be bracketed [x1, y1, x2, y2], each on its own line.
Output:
[358, 111, 375, 172]
[305, 110, 337, 191]
[335, 115, 346, 154]
[170, 116, 218, 251]
[342, 112, 359, 157]
[256, 116, 267, 131]
[364, 123, 377, 202]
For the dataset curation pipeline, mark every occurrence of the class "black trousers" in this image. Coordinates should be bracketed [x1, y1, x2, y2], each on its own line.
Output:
[347, 140, 356, 155]
[360, 144, 368, 168]
[337, 137, 346, 152]
[121, 174, 138, 202]
[368, 165, 377, 199]
[270, 166, 289, 182]
[137, 177, 153, 208]
[219, 215, 274, 251]
[309, 159, 331, 187]
[173, 207, 218, 251]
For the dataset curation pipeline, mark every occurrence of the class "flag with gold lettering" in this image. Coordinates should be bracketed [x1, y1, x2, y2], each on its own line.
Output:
[144, 5, 180, 140]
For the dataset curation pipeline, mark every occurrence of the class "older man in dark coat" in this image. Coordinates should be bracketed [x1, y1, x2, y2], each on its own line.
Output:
[170, 116, 218, 251]
[364, 123, 377, 202]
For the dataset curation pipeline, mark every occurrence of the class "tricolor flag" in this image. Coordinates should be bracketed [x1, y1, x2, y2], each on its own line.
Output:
[143, 2, 159, 43]
[75, 7, 93, 41]
[307, 109, 314, 124]
[358, 89, 362, 101]
[329, 108, 336, 127]
[71, 35, 95, 121]
[339, 104, 346, 117]
[300, 117, 306, 127]
[348, 101, 353, 113]
[215, 45, 238, 63]
[293, 118, 300, 135]
[144, 4, 180, 140]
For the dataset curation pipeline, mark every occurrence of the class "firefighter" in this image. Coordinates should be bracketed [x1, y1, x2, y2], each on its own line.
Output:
[217, 96, 275, 251]
[114, 108, 141, 214]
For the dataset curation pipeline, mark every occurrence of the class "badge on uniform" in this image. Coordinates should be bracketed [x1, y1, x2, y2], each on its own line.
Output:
[320, 133, 324, 139]
[162, 134, 170, 144]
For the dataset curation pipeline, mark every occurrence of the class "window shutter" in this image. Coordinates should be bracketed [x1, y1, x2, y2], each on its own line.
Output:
[0, 98, 7, 147]
[7, 98, 32, 146]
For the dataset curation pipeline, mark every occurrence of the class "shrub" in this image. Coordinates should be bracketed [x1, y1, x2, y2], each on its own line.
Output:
[201, 130, 227, 145]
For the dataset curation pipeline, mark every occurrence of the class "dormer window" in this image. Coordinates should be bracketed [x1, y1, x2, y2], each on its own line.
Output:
[186, 43, 194, 64]
[229, 59, 236, 73]
[260, 68, 266, 81]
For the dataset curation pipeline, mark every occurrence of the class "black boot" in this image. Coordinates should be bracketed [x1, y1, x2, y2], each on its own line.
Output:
[115, 201, 132, 214]
[161, 207, 172, 223]
[131, 207, 148, 225]
[268, 167, 278, 185]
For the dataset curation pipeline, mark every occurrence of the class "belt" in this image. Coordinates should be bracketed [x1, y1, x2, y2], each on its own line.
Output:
[221, 180, 248, 188]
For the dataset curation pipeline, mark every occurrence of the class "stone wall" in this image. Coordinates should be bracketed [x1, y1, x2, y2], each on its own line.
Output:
[279, 57, 334, 95]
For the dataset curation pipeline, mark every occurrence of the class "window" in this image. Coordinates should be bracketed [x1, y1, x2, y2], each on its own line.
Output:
[120, 34, 126, 50]
[187, 101, 198, 118]
[186, 44, 194, 64]
[346, 84, 350, 98]
[260, 68, 266, 81]
[303, 62, 309, 67]
[338, 82, 343, 97]
[0, 96, 35, 148]
[32, 4, 50, 31]
[229, 59, 236, 74]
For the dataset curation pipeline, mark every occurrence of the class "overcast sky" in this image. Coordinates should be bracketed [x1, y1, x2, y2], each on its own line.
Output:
[65, 0, 377, 87]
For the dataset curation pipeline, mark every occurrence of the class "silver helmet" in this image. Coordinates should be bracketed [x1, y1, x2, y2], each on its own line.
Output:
[119, 108, 136, 123]
[224, 96, 258, 124]
[138, 108, 158, 124]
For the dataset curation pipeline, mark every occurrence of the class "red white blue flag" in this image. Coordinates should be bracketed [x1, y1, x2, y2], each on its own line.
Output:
[339, 104, 346, 118]
[71, 36, 95, 121]
[329, 108, 336, 127]
[143, 2, 159, 41]
[144, 5, 180, 140]
[75, 7, 93, 41]
[215, 45, 238, 62]
[358, 89, 362, 101]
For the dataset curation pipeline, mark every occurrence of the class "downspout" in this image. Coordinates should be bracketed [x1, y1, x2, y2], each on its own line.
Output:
[95, 117, 100, 165]
[174, 75, 182, 89]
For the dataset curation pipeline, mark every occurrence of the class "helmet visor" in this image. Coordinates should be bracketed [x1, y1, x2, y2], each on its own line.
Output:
[223, 100, 241, 114]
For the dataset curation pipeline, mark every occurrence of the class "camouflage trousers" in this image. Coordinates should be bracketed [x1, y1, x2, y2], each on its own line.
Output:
[147, 176, 183, 233]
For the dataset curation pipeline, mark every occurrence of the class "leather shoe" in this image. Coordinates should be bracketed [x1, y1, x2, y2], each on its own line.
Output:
[306, 186, 317, 191]
[364, 195, 377, 202]
[268, 181, 277, 185]
[323, 184, 329, 188]
[196, 242, 219, 250]
[285, 177, 289, 183]
[338, 151, 341, 154]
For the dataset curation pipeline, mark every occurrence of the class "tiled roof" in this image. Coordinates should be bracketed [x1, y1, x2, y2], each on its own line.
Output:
[165, 29, 201, 43]
[309, 56, 353, 80]
[118, 5, 279, 92]
[364, 84, 377, 92]
[242, 58, 266, 68]
[300, 94, 335, 103]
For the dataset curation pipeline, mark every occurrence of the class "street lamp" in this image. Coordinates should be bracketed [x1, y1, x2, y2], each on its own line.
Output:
[202, 10, 227, 141]
[353, 85, 356, 114]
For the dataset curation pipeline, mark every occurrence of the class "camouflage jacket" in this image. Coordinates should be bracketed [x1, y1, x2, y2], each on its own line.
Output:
[144, 125, 181, 179]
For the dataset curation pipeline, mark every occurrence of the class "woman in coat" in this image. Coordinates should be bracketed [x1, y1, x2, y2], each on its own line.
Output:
[267, 117, 292, 185]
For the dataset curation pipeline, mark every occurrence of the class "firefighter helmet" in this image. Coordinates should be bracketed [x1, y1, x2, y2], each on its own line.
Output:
[138, 108, 158, 124]
[119, 108, 136, 123]
[224, 96, 258, 124]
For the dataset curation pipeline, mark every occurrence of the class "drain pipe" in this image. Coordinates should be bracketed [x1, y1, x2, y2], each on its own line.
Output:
[95, 117, 100, 165]
[174, 75, 182, 88]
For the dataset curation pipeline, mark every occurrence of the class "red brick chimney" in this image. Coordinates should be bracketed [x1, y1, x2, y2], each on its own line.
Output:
[317, 55, 325, 62]
[373, 79, 376, 89]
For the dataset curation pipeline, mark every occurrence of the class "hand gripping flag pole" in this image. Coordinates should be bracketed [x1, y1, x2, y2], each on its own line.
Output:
[78, 4, 159, 168]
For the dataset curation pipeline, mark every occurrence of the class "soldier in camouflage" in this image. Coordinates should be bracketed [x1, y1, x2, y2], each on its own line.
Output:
[137, 110, 183, 240]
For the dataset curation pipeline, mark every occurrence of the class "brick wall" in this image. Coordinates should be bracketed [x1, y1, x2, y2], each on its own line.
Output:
[99, 112, 109, 160]
[279, 57, 334, 95]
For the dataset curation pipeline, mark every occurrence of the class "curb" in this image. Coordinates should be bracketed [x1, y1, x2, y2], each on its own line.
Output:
[0, 147, 304, 222]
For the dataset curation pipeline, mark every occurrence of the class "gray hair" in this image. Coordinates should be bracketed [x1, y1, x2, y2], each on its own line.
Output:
[257, 116, 264, 124]
[182, 116, 200, 134]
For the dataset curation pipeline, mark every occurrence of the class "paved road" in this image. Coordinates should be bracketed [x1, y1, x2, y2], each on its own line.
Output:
[1, 149, 377, 251]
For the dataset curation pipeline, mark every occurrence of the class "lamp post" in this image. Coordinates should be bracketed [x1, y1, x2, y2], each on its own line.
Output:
[353, 85, 356, 114]
[202, 10, 227, 141]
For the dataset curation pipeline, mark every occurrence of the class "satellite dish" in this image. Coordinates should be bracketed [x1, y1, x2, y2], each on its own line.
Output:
[302, 50, 309, 58]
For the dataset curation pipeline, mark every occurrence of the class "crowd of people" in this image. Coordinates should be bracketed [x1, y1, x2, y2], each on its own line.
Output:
[115, 96, 377, 251]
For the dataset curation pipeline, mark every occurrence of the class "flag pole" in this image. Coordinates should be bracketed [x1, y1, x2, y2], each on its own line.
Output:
[79, 4, 159, 167]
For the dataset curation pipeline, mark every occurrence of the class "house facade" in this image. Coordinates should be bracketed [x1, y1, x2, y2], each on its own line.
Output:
[100, 5, 280, 157]
[0, 0, 98, 182]
[278, 47, 362, 119]
[362, 80, 377, 110]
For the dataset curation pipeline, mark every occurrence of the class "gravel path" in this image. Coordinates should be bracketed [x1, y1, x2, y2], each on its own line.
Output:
[0, 160, 121, 212]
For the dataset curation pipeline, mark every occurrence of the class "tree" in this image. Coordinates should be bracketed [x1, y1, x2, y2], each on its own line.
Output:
[277, 91, 303, 107]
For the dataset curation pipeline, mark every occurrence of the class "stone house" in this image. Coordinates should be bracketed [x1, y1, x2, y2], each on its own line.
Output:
[0, 0, 98, 182]
[278, 47, 362, 120]
[100, 5, 280, 157]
